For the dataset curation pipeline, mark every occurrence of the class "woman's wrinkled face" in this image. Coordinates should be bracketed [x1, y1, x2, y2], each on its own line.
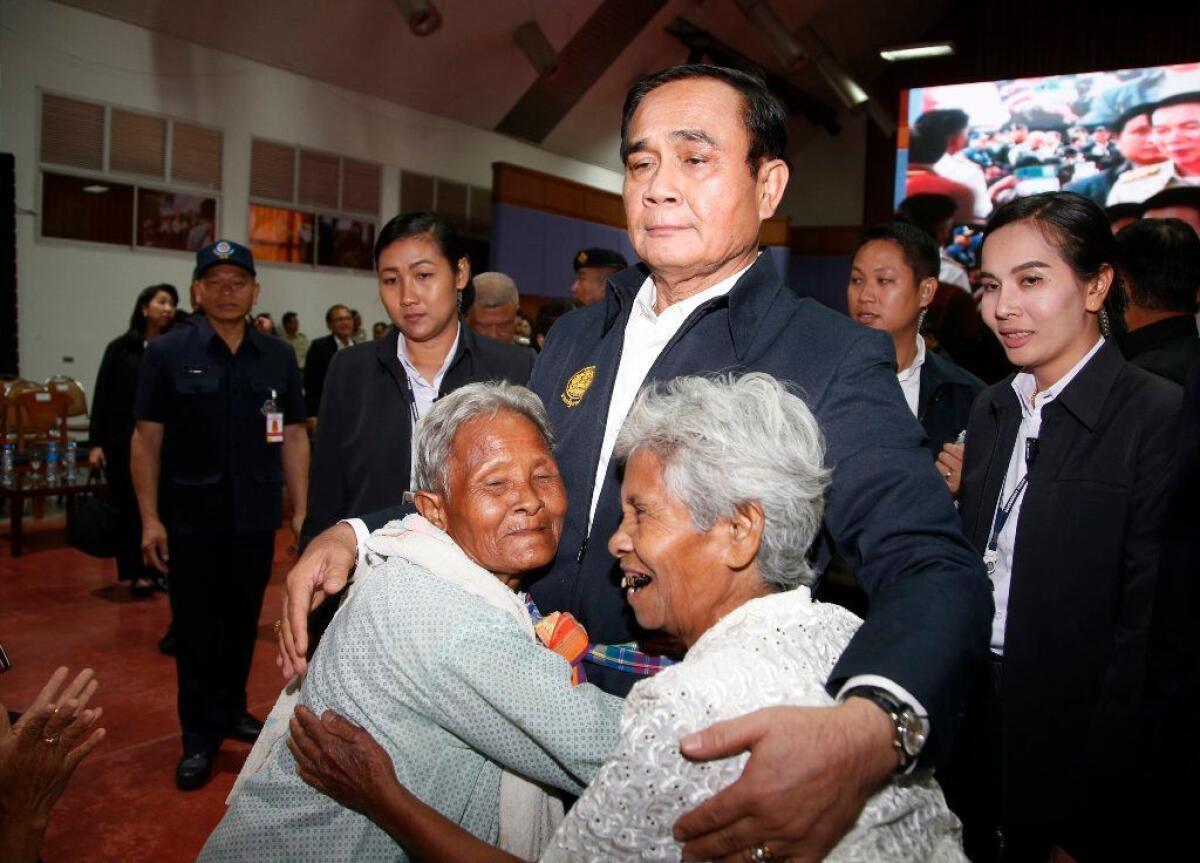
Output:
[143, 290, 176, 331]
[608, 448, 741, 648]
[979, 220, 1107, 386]
[430, 411, 566, 578]
[847, 239, 933, 339]
[377, 233, 468, 344]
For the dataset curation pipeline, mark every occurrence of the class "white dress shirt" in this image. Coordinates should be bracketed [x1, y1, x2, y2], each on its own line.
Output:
[397, 330, 459, 487]
[897, 335, 926, 419]
[988, 337, 1104, 653]
[934, 152, 993, 221]
[586, 266, 753, 527]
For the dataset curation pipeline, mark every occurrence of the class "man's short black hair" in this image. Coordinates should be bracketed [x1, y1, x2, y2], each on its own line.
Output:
[1104, 203, 1141, 226]
[1116, 218, 1200, 314]
[1140, 186, 1200, 217]
[896, 194, 957, 237]
[909, 109, 970, 164]
[856, 222, 941, 284]
[620, 64, 787, 175]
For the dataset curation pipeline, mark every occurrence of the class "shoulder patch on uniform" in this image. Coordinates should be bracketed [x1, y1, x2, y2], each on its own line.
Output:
[561, 365, 596, 408]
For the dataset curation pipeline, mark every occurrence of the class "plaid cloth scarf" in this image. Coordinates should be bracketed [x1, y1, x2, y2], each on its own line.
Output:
[522, 595, 676, 685]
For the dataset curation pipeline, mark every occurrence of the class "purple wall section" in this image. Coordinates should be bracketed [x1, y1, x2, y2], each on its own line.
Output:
[491, 201, 846, 315]
[491, 202, 638, 298]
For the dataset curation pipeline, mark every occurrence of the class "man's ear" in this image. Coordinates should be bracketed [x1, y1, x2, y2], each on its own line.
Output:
[414, 490, 448, 531]
[724, 501, 766, 571]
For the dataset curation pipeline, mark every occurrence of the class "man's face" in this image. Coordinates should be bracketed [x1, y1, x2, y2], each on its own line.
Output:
[328, 307, 354, 339]
[1143, 205, 1200, 236]
[195, 265, 258, 325]
[622, 78, 786, 284]
[283, 316, 299, 335]
[467, 303, 518, 343]
[570, 266, 614, 305]
[1117, 114, 1162, 166]
[1152, 102, 1200, 173]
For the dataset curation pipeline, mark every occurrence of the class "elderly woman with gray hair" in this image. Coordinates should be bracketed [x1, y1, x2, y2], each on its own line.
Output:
[200, 381, 623, 862]
[279, 374, 964, 862]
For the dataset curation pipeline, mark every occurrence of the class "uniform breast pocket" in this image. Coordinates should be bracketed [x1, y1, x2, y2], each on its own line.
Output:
[237, 378, 281, 419]
[173, 375, 220, 418]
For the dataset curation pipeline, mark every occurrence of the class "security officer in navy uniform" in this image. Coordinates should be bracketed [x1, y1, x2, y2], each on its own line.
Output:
[131, 239, 309, 790]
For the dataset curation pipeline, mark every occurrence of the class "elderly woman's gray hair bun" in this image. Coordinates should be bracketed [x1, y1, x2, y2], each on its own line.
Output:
[614, 372, 829, 590]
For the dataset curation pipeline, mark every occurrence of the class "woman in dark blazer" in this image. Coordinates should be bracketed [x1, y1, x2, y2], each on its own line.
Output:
[89, 283, 178, 594]
[847, 222, 984, 459]
[301, 213, 534, 548]
[943, 192, 1181, 862]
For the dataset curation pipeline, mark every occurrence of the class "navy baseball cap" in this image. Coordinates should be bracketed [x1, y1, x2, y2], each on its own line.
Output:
[195, 239, 256, 280]
[573, 247, 627, 272]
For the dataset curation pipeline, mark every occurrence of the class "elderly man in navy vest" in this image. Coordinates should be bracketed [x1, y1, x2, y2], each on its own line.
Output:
[277, 65, 991, 861]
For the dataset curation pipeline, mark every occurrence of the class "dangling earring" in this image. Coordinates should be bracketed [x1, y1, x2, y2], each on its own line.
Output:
[1099, 307, 1111, 339]
[917, 308, 928, 333]
[456, 291, 463, 315]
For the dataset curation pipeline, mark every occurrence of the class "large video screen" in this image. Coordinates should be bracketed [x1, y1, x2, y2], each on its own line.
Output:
[895, 63, 1200, 242]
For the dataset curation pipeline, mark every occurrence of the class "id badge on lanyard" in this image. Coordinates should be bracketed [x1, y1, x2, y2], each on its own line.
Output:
[262, 389, 284, 443]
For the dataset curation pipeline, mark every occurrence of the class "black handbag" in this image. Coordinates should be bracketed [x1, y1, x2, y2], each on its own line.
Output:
[66, 476, 121, 558]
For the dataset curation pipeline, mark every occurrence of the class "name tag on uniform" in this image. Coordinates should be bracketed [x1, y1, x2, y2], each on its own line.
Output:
[262, 390, 284, 443]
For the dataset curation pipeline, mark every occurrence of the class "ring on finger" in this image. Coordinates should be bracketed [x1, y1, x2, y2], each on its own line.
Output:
[273, 619, 283, 635]
[747, 843, 775, 862]
[44, 735, 58, 745]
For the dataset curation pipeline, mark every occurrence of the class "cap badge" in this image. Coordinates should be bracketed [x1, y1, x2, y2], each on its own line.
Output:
[214, 240, 233, 258]
[561, 365, 596, 409]
[576, 251, 588, 266]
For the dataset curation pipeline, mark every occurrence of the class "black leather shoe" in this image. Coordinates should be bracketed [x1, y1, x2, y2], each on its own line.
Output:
[157, 626, 176, 656]
[175, 751, 214, 791]
[226, 713, 263, 743]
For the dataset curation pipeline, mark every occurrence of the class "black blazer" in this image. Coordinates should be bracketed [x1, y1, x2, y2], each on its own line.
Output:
[303, 334, 349, 418]
[89, 332, 145, 461]
[955, 339, 1181, 853]
[301, 324, 534, 545]
[918, 349, 984, 455]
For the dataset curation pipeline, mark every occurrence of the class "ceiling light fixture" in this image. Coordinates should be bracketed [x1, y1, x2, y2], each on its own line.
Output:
[395, 0, 442, 37]
[82, 184, 110, 194]
[879, 42, 956, 62]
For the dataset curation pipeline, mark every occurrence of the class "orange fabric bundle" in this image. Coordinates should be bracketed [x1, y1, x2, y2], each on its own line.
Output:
[533, 611, 590, 686]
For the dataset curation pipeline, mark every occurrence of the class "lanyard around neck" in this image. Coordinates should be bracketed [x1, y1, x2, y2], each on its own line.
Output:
[985, 437, 1039, 570]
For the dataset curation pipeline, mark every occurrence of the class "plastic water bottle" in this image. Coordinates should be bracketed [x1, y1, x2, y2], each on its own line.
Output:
[46, 440, 59, 486]
[65, 440, 78, 484]
[0, 444, 13, 488]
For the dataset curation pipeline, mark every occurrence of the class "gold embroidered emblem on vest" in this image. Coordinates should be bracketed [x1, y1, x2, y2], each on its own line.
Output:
[561, 365, 596, 408]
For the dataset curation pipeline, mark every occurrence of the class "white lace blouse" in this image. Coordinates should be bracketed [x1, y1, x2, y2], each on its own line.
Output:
[541, 587, 965, 862]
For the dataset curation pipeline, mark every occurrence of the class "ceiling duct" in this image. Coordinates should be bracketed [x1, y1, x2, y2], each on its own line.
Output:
[514, 21, 559, 78]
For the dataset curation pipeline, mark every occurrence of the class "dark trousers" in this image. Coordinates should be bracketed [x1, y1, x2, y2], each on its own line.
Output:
[939, 654, 1054, 863]
[167, 531, 274, 755]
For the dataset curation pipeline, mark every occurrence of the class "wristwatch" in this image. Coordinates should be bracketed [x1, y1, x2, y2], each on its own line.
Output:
[843, 685, 929, 772]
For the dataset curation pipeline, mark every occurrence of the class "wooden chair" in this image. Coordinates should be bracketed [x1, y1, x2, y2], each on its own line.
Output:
[45, 375, 90, 437]
[10, 388, 70, 519]
[2, 379, 42, 446]
[12, 388, 70, 453]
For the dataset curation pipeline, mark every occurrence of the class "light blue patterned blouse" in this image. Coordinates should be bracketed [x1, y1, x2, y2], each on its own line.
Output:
[199, 557, 624, 862]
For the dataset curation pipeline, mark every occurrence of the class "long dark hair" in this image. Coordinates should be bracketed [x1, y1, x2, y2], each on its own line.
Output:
[373, 212, 467, 272]
[984, 192, 1128, 337]
[128, 283, 179, 338]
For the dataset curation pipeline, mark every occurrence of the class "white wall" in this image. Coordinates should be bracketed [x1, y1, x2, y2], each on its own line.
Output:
[0, 0, 623, 397]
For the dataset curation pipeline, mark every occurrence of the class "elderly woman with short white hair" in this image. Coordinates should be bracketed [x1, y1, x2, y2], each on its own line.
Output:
[289, 373, 966, 862]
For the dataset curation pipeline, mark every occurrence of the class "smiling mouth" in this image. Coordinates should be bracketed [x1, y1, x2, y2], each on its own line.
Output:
[621, 572, 653, 593]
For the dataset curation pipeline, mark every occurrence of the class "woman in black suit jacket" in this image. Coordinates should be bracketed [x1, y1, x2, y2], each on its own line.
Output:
[943, 193, 1181, 862]
[301, 213, 534, 548]
[89, 284, 178, 593]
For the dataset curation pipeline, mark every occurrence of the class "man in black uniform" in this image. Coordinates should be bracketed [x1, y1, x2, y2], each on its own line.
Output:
[131, 239, 309, 790]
